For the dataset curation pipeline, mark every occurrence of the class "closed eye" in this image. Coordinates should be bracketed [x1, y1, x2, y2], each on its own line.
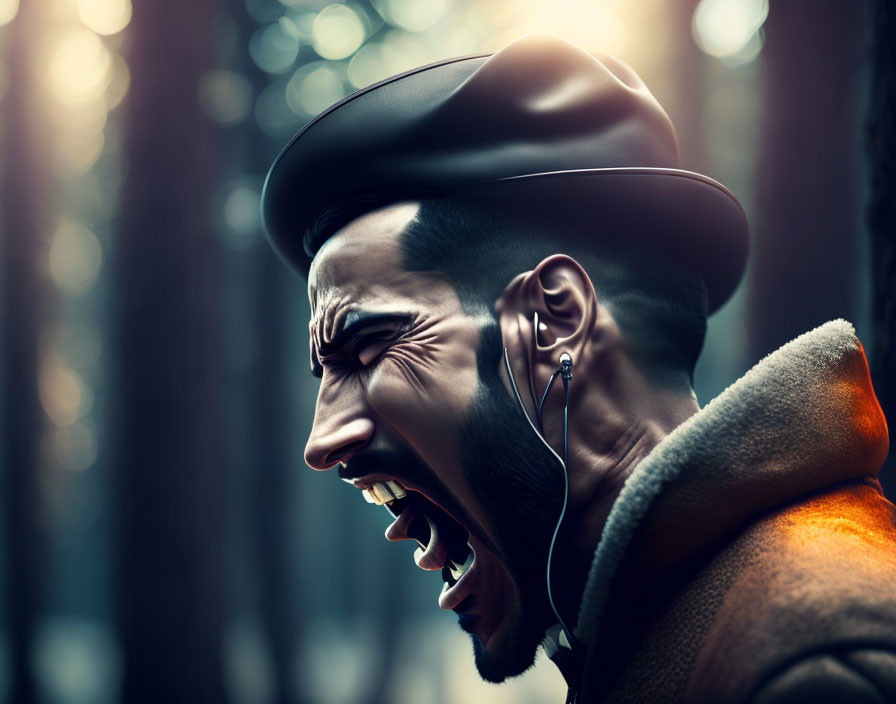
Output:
[310, 311, 410, 378]
[354, 335, 393, 367]
[315, 335, 392, 374]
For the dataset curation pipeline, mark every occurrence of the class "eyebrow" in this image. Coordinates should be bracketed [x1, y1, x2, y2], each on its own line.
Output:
[311, 310, 410, 375]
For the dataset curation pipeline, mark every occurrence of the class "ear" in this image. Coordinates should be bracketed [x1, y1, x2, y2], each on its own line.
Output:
[496, 254, 598, 410]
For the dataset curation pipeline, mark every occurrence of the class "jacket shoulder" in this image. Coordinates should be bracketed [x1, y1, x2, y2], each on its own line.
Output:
[686, 482, 896, 703]
[749, 648, 896, 704]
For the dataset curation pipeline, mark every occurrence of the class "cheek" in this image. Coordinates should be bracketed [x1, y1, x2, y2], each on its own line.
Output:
[364, 338, 480, 453]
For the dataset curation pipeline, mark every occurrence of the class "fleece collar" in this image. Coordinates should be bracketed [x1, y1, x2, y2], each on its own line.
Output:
[574, 319, 889, 647]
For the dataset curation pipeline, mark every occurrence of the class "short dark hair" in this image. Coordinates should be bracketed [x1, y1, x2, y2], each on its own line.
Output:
[399, 198, 709, 390]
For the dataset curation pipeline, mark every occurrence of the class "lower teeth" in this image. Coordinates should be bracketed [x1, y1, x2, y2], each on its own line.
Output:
[447, 544, 475, 582]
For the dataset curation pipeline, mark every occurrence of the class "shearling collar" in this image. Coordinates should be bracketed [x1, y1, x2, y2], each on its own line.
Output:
[574, 319, 889, 648]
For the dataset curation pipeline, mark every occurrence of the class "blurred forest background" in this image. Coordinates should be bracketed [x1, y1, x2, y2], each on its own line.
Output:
[0, 0, 893, 702]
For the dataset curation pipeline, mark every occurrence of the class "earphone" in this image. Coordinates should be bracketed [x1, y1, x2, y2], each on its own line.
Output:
[502, 320, 577, 652]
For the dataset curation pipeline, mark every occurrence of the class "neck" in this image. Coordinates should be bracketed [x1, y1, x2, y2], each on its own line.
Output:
[541, 350, 700, 644]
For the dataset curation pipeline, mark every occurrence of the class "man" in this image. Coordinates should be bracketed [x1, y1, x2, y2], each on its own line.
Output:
[262, 35, 896, 702]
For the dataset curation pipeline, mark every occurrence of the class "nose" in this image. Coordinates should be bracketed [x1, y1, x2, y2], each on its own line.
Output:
[305, 416, 375, 470]
[304, 377, 375, 469]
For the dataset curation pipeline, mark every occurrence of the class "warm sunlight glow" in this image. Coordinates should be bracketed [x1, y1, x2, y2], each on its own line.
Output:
[47, 28, 113, 104]
[76, 0, 132, 36]
[104, 53, 130, 110]
[0, 0, 17, 26]
[373, 0, 447, 33]
[693, 0, 768, 62]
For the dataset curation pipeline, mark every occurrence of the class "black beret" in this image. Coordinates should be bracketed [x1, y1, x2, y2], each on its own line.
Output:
[261, 34, 749, 312]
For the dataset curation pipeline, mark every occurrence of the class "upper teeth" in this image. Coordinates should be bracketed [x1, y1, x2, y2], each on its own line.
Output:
[362, 480, 407, 505]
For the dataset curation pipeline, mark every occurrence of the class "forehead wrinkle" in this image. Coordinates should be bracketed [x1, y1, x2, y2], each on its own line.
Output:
[307, 202, 424, 355]
[311, 292, 373, 357]
[308, 289, 333, 356]
[326, 304, 351, 347]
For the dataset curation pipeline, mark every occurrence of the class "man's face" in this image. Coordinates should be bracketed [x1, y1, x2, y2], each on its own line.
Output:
[305, 203, 562, 681]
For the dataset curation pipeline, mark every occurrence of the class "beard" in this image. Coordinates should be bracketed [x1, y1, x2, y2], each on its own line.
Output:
[457, 322, 569, 683]
[340, 322, 572, 683]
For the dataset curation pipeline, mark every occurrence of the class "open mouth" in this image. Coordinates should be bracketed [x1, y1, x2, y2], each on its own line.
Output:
[350, 478, 478, 609]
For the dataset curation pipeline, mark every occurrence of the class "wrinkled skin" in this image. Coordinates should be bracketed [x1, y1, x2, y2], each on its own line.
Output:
[304, 203, 561, 679]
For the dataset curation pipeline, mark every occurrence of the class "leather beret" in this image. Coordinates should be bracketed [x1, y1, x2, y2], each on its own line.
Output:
[262, 34, 749, 312]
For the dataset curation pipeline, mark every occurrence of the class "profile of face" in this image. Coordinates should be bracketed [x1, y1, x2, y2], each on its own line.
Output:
[304, 202, 567, 682]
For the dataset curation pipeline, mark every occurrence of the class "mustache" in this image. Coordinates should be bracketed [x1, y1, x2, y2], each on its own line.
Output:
[337, 445, 430, 485]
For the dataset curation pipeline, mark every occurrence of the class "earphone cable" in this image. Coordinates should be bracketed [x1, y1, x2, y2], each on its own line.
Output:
[546, 373, 573, 648]
[537, 369, 559, 432]
[502, 348, 575, 648]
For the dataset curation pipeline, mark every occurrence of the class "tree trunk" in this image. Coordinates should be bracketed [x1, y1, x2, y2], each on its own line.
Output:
[113, 0, 225, 700]
[748, 0, 866, 360]
[249, 249, 303, 704]
[866, 0, 896, 498]
[223, 3, 306, 698]
[0, 1, 51, 701]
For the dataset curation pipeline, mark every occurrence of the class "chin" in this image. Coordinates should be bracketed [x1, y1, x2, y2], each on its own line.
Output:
[468, 608, 543, 683]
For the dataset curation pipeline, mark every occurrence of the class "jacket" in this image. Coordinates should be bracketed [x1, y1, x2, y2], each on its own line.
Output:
[573, 320, 896, 703]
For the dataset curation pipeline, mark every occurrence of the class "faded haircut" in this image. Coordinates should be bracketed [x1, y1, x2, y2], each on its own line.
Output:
[399, 197, 709, 391]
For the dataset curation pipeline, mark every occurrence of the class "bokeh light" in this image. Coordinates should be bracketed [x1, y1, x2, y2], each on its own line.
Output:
[55, 129, 106, 174]
[254, 81, 297, 136]
[0, 0, 17, 26]
[199, 70, 253, 125]
[286, 62, 346, 116]
[311, 4, 365, 60]
[377, 29, 427, 73]
[245, 0, 285, 24]
[76, 0, 132, 36]
[39, 356, 92, 427]
[103, 53, 130, 111]
[46, 28, 113, 105]
[220, 182, 262, 250]
[49, 319, 102, 370]
[373, 0, 446, 33]
[347, 42, 402, 89]
[249, 22, 300, 74]
[280, 10, 314, 41]
[48, 221, 103, 296]
[50, 93, 107, 134]
[43, 422, 99, 472]
[693, 0, 768, 63]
